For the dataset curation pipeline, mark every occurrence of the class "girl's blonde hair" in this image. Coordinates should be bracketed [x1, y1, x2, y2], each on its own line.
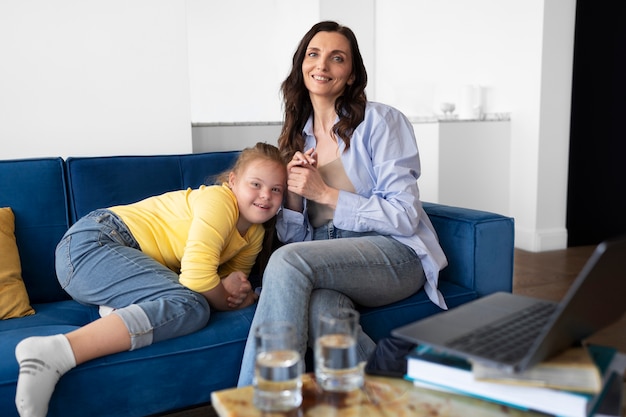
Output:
[215, 142, 286, 185]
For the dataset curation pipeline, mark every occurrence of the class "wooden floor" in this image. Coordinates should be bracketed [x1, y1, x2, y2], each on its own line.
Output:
[512, 244, 596, 301]
[156, 244, 598, 417]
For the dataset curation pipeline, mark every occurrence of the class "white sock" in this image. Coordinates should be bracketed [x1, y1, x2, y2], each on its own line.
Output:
[15, 335, 76, 417]
[98, 305, 115, 318]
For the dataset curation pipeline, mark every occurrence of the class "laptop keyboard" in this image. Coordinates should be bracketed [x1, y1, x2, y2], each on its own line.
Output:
[446, 301, 558, 364]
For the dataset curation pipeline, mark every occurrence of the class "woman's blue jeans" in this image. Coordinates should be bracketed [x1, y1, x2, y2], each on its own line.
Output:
[55, 209, 210, 351]
[237, 222, 425, 386]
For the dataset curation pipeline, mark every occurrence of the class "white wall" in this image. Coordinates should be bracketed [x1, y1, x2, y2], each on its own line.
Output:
[532, 0, 576, 250]
[375, 1, 530, 117]
[187, 0, 319, 123]
[186, 0, 375, 123]
[0, 0, 192, 159]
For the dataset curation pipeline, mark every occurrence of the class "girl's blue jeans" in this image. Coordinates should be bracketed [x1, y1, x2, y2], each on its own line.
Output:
[55, 209, 210, 351]
[237, 221, 425, 386]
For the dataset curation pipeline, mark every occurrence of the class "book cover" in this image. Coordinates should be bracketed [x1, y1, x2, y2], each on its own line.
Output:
[588, 349, 626, 417]
[472, 346, 602, 393]
[406, 346, 616, 417]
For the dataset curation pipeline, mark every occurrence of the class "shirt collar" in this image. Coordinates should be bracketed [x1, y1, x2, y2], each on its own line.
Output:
[302, 114, 314, 137]
[302, 113, 342, 137]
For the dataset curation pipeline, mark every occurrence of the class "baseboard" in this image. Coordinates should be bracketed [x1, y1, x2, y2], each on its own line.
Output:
[515, 226, 568, 252]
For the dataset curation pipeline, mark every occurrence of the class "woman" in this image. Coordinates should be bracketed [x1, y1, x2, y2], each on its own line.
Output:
[237, 21, 447, 386]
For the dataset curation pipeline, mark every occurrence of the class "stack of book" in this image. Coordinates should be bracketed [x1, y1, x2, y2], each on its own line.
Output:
[405, 344, 625, 417]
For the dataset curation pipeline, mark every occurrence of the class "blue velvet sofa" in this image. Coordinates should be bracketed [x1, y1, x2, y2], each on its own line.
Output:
[0, 151, 514, 417]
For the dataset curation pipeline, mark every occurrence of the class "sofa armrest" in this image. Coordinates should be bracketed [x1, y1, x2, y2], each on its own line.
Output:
[423, 202, 515, 297]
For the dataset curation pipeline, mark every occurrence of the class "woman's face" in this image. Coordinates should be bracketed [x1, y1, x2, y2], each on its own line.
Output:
[302, 31, 354, 102]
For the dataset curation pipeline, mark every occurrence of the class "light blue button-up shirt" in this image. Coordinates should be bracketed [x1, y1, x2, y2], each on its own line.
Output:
[277, 101, 448, 309]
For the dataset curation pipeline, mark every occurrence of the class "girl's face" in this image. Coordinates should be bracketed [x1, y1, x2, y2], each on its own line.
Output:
[302, 31, 354, 102]
[229, 159, 285, 234]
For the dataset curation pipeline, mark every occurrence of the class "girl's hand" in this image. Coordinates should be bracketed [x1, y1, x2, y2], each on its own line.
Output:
[200, 272, 256, 311]
[222, 271, 256, 309]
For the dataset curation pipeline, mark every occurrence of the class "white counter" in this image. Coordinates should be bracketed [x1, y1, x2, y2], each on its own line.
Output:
[413, 117, 511, 216]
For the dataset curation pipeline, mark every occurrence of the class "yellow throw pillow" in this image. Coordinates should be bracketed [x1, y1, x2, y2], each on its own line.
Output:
[0, 207, 35, 319]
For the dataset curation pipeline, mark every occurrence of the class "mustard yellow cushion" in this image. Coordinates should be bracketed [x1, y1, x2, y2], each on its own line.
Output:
[0, 207, 35, 319]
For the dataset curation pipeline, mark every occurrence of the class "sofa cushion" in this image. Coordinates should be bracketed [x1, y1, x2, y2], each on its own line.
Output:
[0, 301, 97, 333]
[0, 301, 256, 417]
[0, 207, 35, 319]
[0, 158, 70, 304]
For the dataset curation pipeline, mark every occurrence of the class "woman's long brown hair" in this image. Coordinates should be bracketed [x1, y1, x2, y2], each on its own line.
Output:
[277, 21, 368, 160]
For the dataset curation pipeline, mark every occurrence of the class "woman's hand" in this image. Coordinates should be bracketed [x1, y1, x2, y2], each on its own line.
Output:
[287, 148, 339, 208]
[284, 148, 317, 212]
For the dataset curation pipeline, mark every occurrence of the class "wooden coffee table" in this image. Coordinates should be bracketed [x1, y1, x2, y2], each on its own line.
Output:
[211, 373, 544, 417]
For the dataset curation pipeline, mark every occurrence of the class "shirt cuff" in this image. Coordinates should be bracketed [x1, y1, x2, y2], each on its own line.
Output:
[333, 190, 362, 230]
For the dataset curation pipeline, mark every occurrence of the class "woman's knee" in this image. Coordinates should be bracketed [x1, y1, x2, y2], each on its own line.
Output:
[310, 289, 354, 316]
[265, 244, 297, 270]
[264, 243, 312, 283]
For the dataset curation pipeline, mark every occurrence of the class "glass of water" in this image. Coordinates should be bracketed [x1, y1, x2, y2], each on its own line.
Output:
[253, 321, 303, 411]
[314, 307, 364, 392]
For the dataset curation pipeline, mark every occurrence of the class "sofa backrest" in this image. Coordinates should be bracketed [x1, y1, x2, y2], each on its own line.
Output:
[66, 151, 240, 222]
[0, 158, 71, 303]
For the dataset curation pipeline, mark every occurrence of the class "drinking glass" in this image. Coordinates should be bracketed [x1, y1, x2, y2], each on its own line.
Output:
[314, 308, 364, 392]
[253, 322, 303, 411]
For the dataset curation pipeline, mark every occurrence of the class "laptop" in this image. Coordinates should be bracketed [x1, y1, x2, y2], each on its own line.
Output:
[392, 236, 626, 373]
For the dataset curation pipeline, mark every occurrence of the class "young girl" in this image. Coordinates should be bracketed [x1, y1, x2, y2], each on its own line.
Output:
[15, 142, 286, 417]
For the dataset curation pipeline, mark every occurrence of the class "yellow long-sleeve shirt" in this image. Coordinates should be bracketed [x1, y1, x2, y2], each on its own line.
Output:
[109, 184, 264, 293]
